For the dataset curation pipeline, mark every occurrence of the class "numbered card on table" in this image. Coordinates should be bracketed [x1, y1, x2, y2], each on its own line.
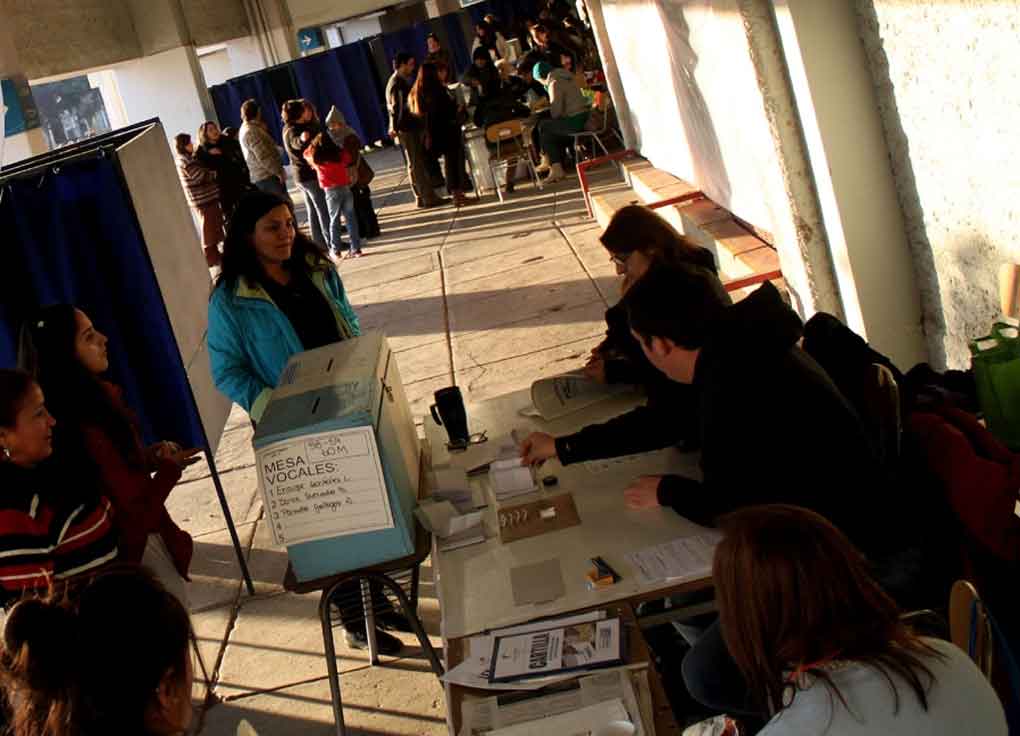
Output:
[256, 426, 395, 546]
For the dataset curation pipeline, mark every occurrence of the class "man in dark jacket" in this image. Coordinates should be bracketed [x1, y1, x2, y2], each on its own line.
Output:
[386, 51, 441, 208]
[621, 264, 884, 548]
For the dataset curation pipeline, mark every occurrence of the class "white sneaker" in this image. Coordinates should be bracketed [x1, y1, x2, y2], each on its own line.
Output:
[535, 153, 552, 173]
[545, 162, 567, 183]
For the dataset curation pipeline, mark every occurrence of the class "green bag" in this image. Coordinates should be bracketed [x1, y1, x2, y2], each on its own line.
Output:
[970, 322, 1020, 450]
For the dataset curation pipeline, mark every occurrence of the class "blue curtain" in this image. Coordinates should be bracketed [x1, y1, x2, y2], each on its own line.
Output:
[335, 43, 388, 143]
[382, 25, 430, 70]
[210, 83, 243, 133]
[0, 155, 205, 449]
[441, 13, 473, 75]
[292, 50, 367, 143]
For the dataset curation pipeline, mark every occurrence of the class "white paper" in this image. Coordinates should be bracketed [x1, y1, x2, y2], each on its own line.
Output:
[415, 500, 483, 538]
[624, 535, 718, 585]
[486, 698, 630, 736]
[257, 426, 394, 546]
[489, 458, 537, 498]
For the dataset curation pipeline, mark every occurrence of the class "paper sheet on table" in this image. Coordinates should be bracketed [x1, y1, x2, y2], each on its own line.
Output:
[445, 611, 606, 693]
[510, 559, 565, 605]
[432, 467, 486, 511]
[485, 698, 631, 736]
[624, 535, 719, 585]
[414, 500, 483, 537]
[460, 670, 646, 736]
[490, 457, 538, 498]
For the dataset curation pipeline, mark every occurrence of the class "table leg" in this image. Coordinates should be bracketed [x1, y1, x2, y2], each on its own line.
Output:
[361, 577, 379, 666]
[319, 588, 347, 735]
[369, 572, 445, 677]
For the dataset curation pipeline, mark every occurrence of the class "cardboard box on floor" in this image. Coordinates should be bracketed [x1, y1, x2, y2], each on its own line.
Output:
[253, 332, 420, 581]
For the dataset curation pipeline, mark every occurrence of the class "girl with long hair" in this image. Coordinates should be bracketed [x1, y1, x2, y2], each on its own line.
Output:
[303, 130, 362, 258]
[1, 566, 194, 735]
[19, 306, 199, 604]
[410, 62, 471, 207]
[699, 504, 1007, 735]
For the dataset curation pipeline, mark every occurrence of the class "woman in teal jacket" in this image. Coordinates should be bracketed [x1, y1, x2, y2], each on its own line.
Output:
[208, 191, 360, 423]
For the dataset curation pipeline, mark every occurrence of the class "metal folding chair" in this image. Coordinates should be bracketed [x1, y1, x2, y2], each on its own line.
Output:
[570, 94, 622, 164]
[485, 119, 542, 203]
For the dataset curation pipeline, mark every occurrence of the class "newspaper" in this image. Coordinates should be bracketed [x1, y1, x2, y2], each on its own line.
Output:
[490, 618, 623, 682]
[444, 611, 607, 692]
[520, 372, 631, 422]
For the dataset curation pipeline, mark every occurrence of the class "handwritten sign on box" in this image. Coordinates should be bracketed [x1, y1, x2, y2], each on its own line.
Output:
[257, 426, 395, 547]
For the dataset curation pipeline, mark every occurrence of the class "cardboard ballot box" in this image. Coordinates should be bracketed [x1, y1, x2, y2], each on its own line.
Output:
[253, 332, 420, 582]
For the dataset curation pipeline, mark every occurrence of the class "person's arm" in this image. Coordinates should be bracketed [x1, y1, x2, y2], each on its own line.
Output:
[207, 291, 274, 420]
[80, 426, 182, 532]
[182, 159, 216, 187]
[554, 403, 688, 465]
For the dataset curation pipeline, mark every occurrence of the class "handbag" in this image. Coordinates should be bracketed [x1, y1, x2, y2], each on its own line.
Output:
[357, 156, 375, 187]
[969, 322, 1020, 450]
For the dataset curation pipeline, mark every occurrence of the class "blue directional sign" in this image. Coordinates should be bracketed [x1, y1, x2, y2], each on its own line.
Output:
[298, 27, 326, 52]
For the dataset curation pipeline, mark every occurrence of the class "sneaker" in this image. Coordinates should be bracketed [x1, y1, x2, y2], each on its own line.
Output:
[350, 250, 364, 258]
[344, 627, 403, 655]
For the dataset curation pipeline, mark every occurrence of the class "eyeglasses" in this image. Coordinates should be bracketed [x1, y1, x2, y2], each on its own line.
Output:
[609, 252, 632, 267]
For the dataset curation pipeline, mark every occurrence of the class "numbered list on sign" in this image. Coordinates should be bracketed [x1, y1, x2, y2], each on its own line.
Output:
[256, 426, 395, 546]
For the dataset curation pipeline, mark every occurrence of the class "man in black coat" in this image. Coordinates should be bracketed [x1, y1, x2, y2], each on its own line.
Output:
[621, 265, 883, 546]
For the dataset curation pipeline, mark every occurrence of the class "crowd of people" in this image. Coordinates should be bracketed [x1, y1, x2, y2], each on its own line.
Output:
[174, 98, 381, 267]
[1, 2, 1012, 734]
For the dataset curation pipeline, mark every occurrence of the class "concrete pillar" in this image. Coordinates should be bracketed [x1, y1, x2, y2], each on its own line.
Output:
[426, 0, 462, 18]
[242, 0, 298, 67]
[772, 0, 927, 368]
[0, 21, 47, 165]
[114, 45, 216, 145]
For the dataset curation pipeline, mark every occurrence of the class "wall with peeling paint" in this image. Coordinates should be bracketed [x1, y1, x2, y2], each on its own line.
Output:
[857, 0, 1020, 368]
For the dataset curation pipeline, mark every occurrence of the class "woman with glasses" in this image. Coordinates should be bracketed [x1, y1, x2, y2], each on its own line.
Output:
[520, 204, 723, 467]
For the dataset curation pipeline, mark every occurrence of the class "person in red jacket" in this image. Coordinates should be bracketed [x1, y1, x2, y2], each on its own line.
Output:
[19, 305, 200, 605]
[304, 131, 362, 260]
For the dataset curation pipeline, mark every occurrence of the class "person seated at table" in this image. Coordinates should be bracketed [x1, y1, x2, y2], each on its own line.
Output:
[1, 566, 197, 735]
[693, 504, 1008, 735]
[19, 305, 199, 605]
[463, 47, 504, 106]
[521, 205, 716, 466]
[532, 60, 590, 182]
[521, 22, 566, 72]
[0, 369, 118, 608]
[510, 57, 549, 109]
[410, 62, 472, 208]
[614, 264, 891, 552]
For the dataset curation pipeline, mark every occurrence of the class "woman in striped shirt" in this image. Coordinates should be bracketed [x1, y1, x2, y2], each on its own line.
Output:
[0, 369, 118, 607]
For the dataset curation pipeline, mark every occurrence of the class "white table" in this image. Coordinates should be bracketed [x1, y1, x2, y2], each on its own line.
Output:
[425, 389, 710, 640]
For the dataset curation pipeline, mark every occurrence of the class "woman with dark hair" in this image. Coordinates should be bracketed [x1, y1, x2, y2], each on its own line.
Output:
[173, 131, 222, 267]
[697, 504, 1007, 735]
[1, 566, 194, 735]
[19, 306, 199, 604]
[0, 369, 118, 607]
[303, 131, 362, 259]
[282, 99, 331, 248]
[463, 46, 504, 105]
[195, 120, 251, 218]
[472, 20, 508, 62]
[207, 191, 360, 424]
[410, 62, 471, 208]
[521, 205, 717, 466]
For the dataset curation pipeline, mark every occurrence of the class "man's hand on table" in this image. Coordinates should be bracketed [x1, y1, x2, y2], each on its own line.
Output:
[624, 475, 663, 509]
[520, 432, 558, 465]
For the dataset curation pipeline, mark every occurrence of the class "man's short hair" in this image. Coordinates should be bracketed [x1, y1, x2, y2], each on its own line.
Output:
[281, 99, 306, 126]
[240, 99, 260, 122]
[625, 264, 730, 350]
[393, 51, 414, 69]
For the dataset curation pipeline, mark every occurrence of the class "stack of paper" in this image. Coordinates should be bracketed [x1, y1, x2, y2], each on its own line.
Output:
[414, 500, 485, 552]
[489, 457, 537, 500]
[624, 534, 719, 585]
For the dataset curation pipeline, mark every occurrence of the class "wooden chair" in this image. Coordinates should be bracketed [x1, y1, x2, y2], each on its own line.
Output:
[485, 119, 541, 202]
[949, 579, 995, 677]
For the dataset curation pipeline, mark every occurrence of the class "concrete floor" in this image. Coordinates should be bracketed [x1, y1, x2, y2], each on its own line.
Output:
[171, 146, 625, 734]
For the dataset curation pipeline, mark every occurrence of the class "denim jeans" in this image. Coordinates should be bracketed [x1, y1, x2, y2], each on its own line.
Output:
[296, 178, 330, 248]
[324, 185, 360, 256]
